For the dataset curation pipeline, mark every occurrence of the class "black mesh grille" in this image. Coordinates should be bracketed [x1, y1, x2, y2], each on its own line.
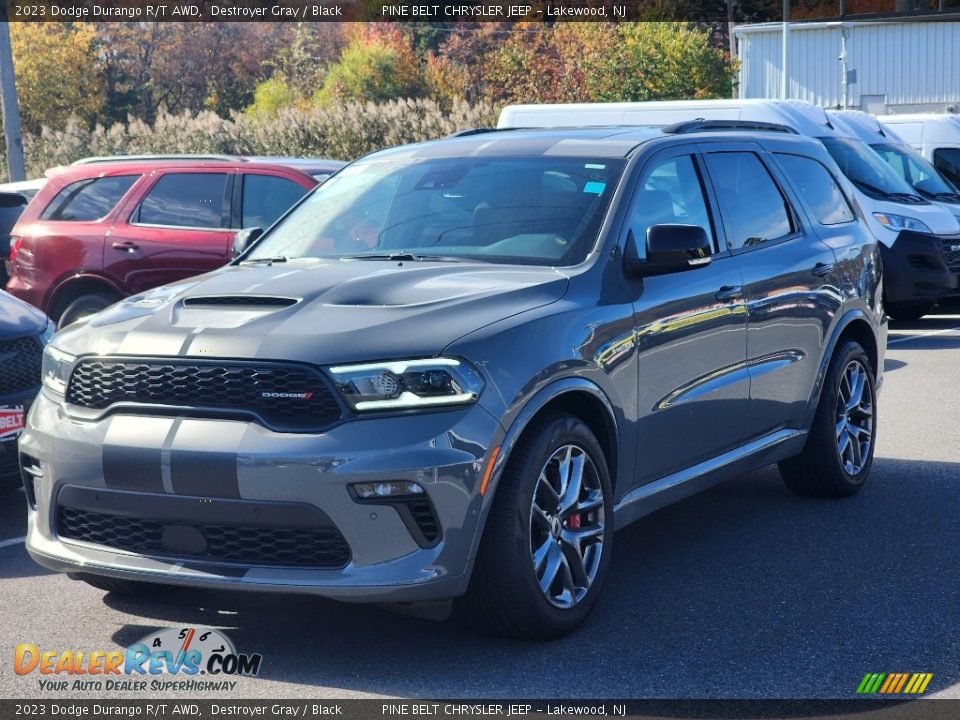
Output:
[943, 238, 960, 272]
[65, 359, 342, 431]
[183, 296, 297, 308]
[57, 506, 351, 568]
[0, 335, 42, 395]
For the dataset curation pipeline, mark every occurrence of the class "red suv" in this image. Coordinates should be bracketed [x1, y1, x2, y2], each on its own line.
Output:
[6, 155, 344, 325]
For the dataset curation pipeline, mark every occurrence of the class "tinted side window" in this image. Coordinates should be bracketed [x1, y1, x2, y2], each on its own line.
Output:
[241, 174, 308, 229]
[704, 152, 793, 250]
[40, 175, 139, 222]
[775, 154, 855, 225]
[934, 148, 960, 188]
[627, 155, 715, 258]
[137, 173, 229, 228]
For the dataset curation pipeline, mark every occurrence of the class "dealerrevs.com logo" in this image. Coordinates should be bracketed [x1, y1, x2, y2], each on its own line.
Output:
[14, 627, 262, 693]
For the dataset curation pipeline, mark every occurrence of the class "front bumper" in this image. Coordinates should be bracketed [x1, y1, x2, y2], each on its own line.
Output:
[881, 231, 960, 303]
[22, 392, 503, 602]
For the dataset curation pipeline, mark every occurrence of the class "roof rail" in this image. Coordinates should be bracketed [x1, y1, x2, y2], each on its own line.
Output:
[445, 128, 500, 139]
[72, 154, 243, 165]
[663, 120, 799, 135]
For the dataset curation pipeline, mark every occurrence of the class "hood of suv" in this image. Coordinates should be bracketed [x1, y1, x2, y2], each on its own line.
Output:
[0, 289, 46, 337]
[55, 259, 569, 365]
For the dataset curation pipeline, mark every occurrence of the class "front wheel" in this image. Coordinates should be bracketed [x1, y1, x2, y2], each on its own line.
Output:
[779, 340, 876, 498]
[461, 413, 613, 639]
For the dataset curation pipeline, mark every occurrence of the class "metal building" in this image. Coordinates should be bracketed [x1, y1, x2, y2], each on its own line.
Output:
[734, 21, 960, 115]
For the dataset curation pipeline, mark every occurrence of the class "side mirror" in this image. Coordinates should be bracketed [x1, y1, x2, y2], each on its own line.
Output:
[626, 224, 712, 277]
[232, 227, 263, 259]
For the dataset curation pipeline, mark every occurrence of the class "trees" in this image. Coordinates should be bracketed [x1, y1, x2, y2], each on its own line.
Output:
[9, 23, 105, 132]
[316, 24, 423, 105]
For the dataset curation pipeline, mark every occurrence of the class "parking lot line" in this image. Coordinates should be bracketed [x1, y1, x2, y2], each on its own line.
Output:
[0, 536, 25, 549]
[888, 324, 960, 345]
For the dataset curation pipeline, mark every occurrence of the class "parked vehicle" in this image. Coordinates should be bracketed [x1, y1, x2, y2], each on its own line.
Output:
[829, 111, 960, 307]
[6, 155, 344, 326]
[0, 179, 46, 288]
[500, 100, 960, 320]
[23, 125, 885, 638]
[0, 290, 50, 487]
[879, 113, 960, 188]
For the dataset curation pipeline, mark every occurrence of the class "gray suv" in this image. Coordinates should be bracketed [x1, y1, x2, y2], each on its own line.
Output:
[22, 124, 885, 639]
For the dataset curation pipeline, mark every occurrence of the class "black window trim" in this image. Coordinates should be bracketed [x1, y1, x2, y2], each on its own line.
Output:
[773, 151, 858, 228]
[620, 144, 729, 260]
[700, 147, 803, 256]
[130, 171, 235, 232]
[39, 174, 141, 224]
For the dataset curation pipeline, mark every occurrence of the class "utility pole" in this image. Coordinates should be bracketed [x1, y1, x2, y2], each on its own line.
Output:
[781, 0, 790, 100]
[0, 22, 25, 182]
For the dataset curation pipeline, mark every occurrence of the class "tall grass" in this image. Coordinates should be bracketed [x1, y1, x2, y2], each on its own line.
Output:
[10, 99, 498, 177]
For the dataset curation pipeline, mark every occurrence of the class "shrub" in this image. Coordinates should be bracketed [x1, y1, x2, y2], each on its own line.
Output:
[5, 100, 498, 178]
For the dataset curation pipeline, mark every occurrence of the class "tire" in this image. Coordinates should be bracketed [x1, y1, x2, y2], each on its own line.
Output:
[58, 293, 116, 328]
[70, 573, 151, 596]
[886, 301, 935, 322]
[461, 412, 613, 640]
[779, 340, 877, 498]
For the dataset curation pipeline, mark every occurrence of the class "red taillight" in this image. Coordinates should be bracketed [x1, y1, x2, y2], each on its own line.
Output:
[8, 236, 22, 262]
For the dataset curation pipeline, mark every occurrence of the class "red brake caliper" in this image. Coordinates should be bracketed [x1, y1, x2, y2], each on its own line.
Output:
[567, 513, 581, 529]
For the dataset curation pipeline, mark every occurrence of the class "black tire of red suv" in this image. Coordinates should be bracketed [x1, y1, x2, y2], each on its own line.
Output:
[460, 412, 613, 640]
[779, 340, 876, 498]
[886, 301, 935, 322]
[58, 293, 117, 328]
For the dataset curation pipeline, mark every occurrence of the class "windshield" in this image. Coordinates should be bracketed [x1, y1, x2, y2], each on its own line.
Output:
[819, 136, 925, 202]
[245, 155, 626, 266]
[870, 143, 960, 201]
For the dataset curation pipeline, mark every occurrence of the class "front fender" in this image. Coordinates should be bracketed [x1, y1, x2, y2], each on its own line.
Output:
[465, 377, 620, 563]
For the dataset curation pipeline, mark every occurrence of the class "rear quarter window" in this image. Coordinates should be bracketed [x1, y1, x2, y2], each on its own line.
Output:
[40, 175, 139, 222]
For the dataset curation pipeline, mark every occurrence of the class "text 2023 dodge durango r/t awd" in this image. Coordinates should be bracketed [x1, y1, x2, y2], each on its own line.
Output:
[22, 125, 885, 638]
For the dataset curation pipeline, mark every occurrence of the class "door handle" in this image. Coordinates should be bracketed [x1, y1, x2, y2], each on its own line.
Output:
[812, 262, 835, 277]
[112, 241, 140, 253]
[715, 285, 743, 302]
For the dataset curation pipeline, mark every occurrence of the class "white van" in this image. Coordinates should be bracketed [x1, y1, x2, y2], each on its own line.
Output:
[878, 113, 960, 190]
[500, 100, 960, 319]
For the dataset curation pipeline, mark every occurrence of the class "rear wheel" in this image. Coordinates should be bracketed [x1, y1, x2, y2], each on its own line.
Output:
[58, 292, 116, 327]
[462, 413, 613, 639]
[886, 301, 935, 321]
[779, 340, 876, 498]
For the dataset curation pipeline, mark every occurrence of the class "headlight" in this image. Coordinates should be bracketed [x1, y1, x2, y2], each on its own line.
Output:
[328, 358, 483, 412]
[873, 212, 932, 234]
[41, 345, 76, 397]
[38, 319, 56, 346]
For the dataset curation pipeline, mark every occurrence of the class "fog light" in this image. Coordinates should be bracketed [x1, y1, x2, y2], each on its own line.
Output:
[351, 481, 425, 499]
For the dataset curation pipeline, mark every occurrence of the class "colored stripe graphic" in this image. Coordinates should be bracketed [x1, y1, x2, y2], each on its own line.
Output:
[858, 673, 932, 694]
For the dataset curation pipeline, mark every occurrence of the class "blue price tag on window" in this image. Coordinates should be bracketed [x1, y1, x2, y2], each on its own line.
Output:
[583, 181, 606, 195]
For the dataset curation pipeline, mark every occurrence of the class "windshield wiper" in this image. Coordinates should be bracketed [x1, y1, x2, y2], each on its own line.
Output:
[930, 191, 960, 202]
[239, 256, 288, 266]
[343, 252, 468, 262]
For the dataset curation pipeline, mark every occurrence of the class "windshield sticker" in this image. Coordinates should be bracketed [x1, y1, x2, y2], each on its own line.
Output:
[585, 164, 607, 170]
[583, 181, 606, 195]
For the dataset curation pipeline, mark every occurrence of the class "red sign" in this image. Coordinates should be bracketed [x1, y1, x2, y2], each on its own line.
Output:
[0, 406, 25, 441]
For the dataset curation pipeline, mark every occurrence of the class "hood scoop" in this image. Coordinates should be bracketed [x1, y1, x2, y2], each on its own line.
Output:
[182, 295, 299, 308]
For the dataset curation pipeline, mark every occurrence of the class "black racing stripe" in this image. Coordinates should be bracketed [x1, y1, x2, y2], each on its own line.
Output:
[102, 443, 164, 492]
[170, 449, 240, 498]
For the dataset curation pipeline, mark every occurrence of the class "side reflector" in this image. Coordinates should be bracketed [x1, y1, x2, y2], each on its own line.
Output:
[479, 446, 500, 496]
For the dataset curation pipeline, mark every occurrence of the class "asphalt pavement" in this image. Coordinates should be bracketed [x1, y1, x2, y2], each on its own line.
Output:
[2, 312, 959, 700]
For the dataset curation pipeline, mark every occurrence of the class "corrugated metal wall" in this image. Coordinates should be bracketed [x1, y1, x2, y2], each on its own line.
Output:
[736, 22, 960, 111]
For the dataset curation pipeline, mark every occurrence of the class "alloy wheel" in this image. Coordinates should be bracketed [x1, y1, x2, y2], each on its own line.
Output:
[529, 444, 605, 609]
[835, 359, 874, 476]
